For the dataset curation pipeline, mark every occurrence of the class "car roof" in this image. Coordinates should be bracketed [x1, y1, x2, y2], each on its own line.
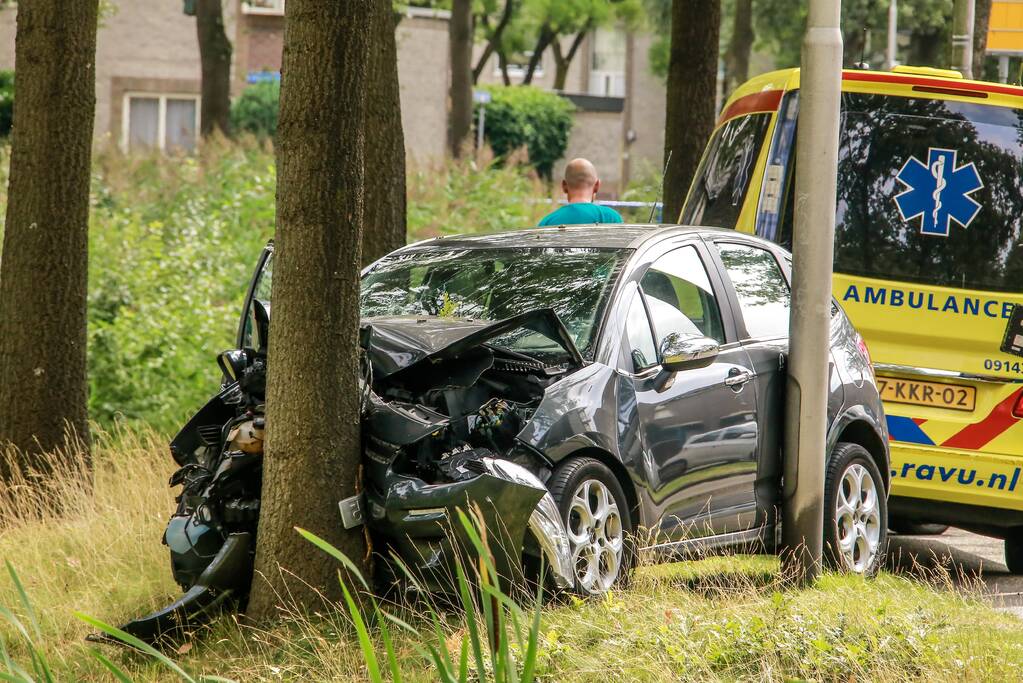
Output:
[398, 224, 780, 253]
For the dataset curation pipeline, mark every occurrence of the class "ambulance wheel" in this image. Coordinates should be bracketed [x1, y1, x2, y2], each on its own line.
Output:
[1004, 531, 1023, 574]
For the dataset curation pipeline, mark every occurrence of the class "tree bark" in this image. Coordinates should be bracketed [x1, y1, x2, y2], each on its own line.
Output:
[723, 0, 753, 99]
[473, 0, 516, 84]
[246, 0, 371, 620]
[523, 24, 554, 85]
[551, 25, 589, 91]
[448, 0, 473, 157]
[196, 0, 232, 138]
[497, 49, 512, 85]
[0, 0, 97, 474]
[362, 5, 406, 266]
[663, 0, 720, 223]
[973, 0, 993, 80]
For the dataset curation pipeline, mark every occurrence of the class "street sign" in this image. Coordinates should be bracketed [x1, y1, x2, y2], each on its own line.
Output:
[473, 90, 492, 105]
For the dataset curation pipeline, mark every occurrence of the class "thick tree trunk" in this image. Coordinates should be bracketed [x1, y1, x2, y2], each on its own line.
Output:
[0, 0, 97, 474]
[663, 0, 720, 223]
[973, 0, 993, 80]
[196, 0, 232, 138]
[448, 0, 473, 157]
[362, 5, 406, 266]
[473, 0, 516, 84]
[246, 0, 371, 620]
[723, 0, 753, 99]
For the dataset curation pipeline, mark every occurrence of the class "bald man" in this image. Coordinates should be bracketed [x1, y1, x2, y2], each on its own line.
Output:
[538, 158, 624, 226]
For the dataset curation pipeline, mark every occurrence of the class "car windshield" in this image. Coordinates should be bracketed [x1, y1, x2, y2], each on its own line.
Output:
[360, 246, 628, 359]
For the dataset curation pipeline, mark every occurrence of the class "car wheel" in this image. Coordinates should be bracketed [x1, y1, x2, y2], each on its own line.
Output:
[824, 442, 887, 575]
[889, 518, 949, 536]
[548, 457, 633, 595]
[1005, 531, 1023, 574]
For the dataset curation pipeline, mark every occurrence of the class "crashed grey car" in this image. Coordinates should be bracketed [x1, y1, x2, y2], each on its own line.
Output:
[119, 225, 890, 641]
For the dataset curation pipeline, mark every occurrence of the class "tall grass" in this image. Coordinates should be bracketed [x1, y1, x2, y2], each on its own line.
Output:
[3, 431, 1023, 681]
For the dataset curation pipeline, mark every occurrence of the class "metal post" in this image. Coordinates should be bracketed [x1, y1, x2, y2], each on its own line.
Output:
[885, 0, 898, 70]
[952, 0, 976, 79]
[781, 0, 843, 585]
[999, 55, 1010, 83]
[476, 103, 486, 151]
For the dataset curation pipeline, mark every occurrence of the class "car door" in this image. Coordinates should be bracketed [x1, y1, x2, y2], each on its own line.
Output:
[621, 243, 759, 541]
[711, 240, 792, 526]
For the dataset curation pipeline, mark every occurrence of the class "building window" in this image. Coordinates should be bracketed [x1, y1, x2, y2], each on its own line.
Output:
[123, 94, 200, 153]
[243, 0, 284, 15]
[496, 52, 544, 79]
[588, 28, 625, 97]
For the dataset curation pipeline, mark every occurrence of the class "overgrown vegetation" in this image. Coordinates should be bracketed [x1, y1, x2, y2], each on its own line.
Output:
[2, 431, 1023, 681]
[229, 80, 279, 139]
[0, 70, 12, 137]
[475, 85, 575, 179]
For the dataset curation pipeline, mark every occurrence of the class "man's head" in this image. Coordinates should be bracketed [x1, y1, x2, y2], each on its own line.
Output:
[562, 158, 600, 202]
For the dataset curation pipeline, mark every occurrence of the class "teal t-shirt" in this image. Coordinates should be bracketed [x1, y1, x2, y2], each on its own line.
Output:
[538, 202, 624, 227]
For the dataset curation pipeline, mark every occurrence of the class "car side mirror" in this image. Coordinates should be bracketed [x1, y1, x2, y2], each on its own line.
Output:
[659, 333, 719, 372]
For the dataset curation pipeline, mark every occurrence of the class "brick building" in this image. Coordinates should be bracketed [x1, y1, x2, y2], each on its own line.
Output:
[0, 1, 667, 193]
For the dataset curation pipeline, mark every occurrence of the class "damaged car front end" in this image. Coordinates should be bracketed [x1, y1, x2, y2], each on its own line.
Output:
[120, 240, 627, 640]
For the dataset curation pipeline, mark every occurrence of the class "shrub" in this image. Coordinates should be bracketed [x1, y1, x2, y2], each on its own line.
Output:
[0, 70, 13, 137]
[230, 79, 279, 138]
[475, 85, 575, 179]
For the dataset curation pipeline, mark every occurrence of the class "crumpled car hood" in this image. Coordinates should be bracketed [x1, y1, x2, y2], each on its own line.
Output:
[360, 308, 584, 378]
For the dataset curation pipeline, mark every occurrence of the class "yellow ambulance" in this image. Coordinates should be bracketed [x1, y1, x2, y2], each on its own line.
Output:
[681, 66, 1023, 569]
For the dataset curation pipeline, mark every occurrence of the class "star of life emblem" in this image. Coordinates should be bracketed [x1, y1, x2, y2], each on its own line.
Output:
[893, 147, 983, 237]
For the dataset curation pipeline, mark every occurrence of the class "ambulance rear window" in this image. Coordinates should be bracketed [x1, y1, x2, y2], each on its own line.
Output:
[682, 113, 772, 229]
[833, 92, 1023, 294]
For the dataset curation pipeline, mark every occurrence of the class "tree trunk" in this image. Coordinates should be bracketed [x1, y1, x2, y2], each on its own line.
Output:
[246, 0, 371, 621]
[973, 0, 993, 80]
[723, 0, 753, 99]
[448, 0, 473, 157]
[196, 0, 232, 138]
[551, 26, 589, 91]
[362, 5, 406, 266]
[473, 0, 516, 84]
[497, 49, 512, 85]
[523, 25, 554, 85]
[662, 0, 720, 223]
[0, 0, 97, 475]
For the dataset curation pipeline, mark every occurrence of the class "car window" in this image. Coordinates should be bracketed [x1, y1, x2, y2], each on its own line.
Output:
[717, 242, 790, 339]
[624, 290, 658, 372]
[640, 246, 724, 343]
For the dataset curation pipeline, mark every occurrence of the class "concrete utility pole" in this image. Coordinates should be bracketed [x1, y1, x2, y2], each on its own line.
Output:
[952, 0, 977, 79]
[781, 0, 843, 584]
[885, 0, 898, 71]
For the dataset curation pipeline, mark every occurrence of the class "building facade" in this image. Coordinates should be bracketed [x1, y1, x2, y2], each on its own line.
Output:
[0, 1, 666, 194]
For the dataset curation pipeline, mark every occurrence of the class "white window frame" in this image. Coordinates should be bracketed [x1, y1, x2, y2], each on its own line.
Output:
[121, 92, 201, 153]
[242, 0, 284, 15]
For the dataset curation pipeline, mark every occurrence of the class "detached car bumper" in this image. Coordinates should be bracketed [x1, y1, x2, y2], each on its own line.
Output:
[366, 458, 574, 592]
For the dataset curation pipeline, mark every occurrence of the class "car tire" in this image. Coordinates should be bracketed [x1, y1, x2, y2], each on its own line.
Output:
[823, 442, 888, 575]
[548, 457, 633, 595]
[889, 518, 949, 536]
[1004, 531, 1023, 574]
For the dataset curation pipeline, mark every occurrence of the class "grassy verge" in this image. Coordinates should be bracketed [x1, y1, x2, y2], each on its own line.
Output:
[3, 434, 1023, 682]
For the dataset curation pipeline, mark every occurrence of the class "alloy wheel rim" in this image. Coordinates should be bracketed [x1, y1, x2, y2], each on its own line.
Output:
[565, 478, 623, 594]
[834, 463, 881, 573]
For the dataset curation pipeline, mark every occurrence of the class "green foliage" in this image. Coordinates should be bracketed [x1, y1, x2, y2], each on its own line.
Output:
[0, 70, 13, 138]
[86, 144, 276, 432]
[476, 85, 574, 178]
[300, 504, 545, 683]
[229, 80, 279, 138]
